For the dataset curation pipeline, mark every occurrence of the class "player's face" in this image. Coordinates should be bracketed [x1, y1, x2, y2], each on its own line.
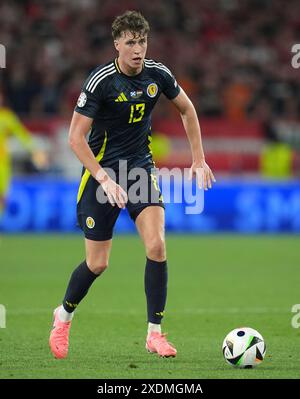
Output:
[114, 31, 147, 73]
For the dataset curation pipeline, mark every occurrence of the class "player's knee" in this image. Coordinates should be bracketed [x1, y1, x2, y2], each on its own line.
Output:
[146, 238, 166, 261]
[87, 262, 109, 275]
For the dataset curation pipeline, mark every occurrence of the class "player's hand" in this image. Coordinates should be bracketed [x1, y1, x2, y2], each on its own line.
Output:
[31, 150, 49, 170]
[96, 172, 128, 208]
[188, 159, 216, 190]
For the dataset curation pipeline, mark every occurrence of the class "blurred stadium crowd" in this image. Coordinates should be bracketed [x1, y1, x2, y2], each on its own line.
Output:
[1, 0, 300, 118]
[0, 0, 300, 176]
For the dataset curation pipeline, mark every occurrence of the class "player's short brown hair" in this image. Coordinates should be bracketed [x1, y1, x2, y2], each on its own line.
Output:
[112, 11, 150, 40]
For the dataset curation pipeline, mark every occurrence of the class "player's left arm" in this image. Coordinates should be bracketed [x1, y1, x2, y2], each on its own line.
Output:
[172, 89, 216, 190]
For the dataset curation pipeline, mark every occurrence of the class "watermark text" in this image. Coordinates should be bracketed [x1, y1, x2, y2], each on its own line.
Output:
[291, 304, 300, 328]
[291, 44, 300, 69]
[0, 44, 6, 68]
[0, 304, 6, 328]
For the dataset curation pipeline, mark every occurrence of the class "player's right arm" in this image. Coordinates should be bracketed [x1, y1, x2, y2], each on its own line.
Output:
[68, 111, 127, 208]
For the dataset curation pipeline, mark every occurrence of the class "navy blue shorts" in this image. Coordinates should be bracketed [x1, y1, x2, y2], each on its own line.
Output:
[77, 166, 164, 241]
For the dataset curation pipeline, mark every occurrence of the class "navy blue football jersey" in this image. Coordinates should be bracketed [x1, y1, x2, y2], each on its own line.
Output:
[74, 58, 180, 169]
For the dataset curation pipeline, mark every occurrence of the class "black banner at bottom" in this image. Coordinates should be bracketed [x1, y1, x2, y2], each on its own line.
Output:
[0, 379, 298, 396]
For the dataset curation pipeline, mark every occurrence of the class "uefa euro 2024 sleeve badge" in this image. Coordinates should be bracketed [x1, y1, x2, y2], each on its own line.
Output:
[77, 92, 87, 107]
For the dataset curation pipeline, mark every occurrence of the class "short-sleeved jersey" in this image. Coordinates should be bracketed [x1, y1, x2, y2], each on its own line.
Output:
[75, 58, 180, 169]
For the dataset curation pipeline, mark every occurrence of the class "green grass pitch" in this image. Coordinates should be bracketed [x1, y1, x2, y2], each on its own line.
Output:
[0, 234, 300, 379]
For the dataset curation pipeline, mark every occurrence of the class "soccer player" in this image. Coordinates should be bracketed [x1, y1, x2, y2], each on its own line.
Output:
[49, 10, 215, 359]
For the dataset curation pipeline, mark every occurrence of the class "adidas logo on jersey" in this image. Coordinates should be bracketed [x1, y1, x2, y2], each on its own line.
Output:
[115, 92, 128, 102]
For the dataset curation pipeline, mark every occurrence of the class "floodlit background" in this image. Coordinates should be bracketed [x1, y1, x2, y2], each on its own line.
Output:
[0, 0, 300, 379]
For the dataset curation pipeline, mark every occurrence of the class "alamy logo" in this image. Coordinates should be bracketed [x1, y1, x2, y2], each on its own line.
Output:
[0, 304, 6, 328]
[95, 163, 206, 215]
[0, 44, 6, 68]
[291, 44, 300, 69]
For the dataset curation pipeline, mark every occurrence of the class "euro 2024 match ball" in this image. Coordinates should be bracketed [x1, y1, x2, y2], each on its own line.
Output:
[222, 327, 266, 368]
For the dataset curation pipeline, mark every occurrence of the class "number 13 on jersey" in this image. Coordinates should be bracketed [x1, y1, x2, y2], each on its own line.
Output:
[129, 103, 145, 123]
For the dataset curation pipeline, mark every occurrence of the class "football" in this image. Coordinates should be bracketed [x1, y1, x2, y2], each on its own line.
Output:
[222, 327, 266, 368]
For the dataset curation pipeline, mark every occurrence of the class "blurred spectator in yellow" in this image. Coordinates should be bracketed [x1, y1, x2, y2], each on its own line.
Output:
[150, 132, 171, 163]
[0, 88, 48, 215]
[260, 120, 293, 178]
[260, 141, 293, 178]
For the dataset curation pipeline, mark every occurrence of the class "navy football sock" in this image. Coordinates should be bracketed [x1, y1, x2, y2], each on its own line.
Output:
[63, 261, 100, 313]
[144, 257, 168, 324]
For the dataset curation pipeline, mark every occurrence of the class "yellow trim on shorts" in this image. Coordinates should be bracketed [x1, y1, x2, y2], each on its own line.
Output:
[77, 132, 107, 204]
